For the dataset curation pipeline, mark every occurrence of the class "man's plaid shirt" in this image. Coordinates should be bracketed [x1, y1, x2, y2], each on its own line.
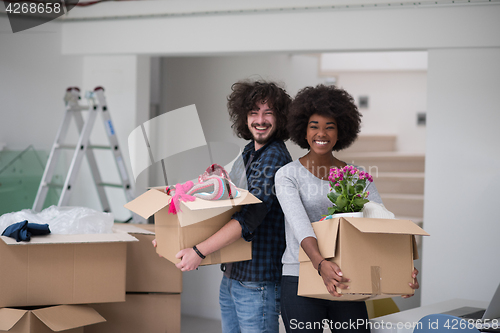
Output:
[227, 138, 292, 282]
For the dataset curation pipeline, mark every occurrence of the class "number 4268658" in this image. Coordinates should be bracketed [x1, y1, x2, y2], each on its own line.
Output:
[5, 2, 62, 14]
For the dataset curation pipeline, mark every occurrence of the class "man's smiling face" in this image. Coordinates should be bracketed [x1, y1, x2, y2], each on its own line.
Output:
[247, 101, 276, 150]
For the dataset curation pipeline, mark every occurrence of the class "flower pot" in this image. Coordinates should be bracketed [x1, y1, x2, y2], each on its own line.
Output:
[330, 211, 363, 218]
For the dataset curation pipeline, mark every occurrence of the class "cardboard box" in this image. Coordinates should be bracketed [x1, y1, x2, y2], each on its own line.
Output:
[86, 293, 181, 333]
[113, 223, 182, 293]
[298, 217, 429, 301]
[0, 232, 137, 308]
[0, 305, 105, 333]
[125, 188, 260, 265]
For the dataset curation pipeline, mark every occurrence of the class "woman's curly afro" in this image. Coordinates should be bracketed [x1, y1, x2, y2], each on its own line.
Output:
[288, 84, 361, 151]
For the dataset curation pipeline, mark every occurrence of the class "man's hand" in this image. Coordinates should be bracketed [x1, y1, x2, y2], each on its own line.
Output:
[151, 239, 163, 258]
[319, 260, 350, 297]
[402, 268, 419, 298]
[175, 248, 203, 272]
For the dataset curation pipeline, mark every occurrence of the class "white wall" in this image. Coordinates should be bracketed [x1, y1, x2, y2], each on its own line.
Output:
[421, 48, 500, 305]
[0, 18, 83, 151]
[335, 71, 427, 153]
[0, 17, 148, 218]
[70, 55, 150, 221]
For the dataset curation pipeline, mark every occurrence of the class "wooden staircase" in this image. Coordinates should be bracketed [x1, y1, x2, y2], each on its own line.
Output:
[336, 135, 425, 223]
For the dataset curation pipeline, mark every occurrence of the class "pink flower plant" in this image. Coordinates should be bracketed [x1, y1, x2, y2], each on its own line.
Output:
[327, 165, 373, 215]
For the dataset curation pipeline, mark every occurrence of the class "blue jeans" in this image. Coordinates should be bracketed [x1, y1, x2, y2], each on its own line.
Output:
[219, 275, 281, 333]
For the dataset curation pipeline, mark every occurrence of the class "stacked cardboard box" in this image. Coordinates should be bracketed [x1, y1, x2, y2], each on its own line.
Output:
[86, 224, 183, 333]
[0, 230, 138, 332]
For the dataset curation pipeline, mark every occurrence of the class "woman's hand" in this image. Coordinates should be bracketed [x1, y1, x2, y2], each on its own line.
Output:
[175, 248, 202, 272]
[402, 268, 419, 298]
[318, 260, 350, 297]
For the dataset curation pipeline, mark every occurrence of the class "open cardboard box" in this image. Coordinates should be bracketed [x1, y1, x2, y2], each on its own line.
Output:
[0, 305, 105, 333]
[125, 188, 260, 265]
[298, 217, 429, 301]
[0, 231, 137, 308]
[113, 223, 182, 293]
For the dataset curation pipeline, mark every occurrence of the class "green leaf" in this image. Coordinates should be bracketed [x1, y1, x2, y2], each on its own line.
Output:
[328, 206, 338, 215]
[345, 184, 351, 196]
[356, 179, 367, 188]
[353, 197, 369, 209]
[336, 196, 348, 209]
[327, 191, 340, 204]
[354, 184, 365, 194]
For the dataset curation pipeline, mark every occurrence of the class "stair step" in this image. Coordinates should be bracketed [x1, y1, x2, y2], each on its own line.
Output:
[380, 194, 424, 218]
[343, 135, 397, 153]
[374, 172, 425, 195]
[336, 152, 425, 173]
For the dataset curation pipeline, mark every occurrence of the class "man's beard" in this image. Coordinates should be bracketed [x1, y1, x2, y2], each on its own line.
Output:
[252, 124, 275, 146]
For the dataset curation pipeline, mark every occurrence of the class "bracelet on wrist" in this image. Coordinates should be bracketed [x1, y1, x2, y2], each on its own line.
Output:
[317, 259, 326, 276]
[193, 245, 206, 259]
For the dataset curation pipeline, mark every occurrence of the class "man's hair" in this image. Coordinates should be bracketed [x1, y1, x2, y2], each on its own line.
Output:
[227, 80, 291, 141]
[288, 84, 361, 151]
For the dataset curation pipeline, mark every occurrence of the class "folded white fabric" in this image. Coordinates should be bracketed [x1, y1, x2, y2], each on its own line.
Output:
[362, 201, 395, 219]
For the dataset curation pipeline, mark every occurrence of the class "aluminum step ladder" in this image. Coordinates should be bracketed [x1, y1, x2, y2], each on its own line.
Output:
[33, 87, 134, 220]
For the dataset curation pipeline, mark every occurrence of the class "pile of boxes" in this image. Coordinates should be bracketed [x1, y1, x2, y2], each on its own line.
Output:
[0, 229, 137, 332]
[0, 186, 260, 333]
[87, 223, 182, 333]
[0, 223, 183, 333]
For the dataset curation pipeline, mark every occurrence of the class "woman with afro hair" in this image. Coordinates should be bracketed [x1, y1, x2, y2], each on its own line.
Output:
[275, 84, 419, 332]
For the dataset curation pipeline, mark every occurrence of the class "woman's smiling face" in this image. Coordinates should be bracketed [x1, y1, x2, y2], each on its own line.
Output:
[306, 113, 338, 154]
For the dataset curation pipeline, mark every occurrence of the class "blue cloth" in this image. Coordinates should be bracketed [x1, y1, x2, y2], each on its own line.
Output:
[219, 275, 281, 333]
[228, 138, 292, 282]
[2, 220, 51, 242]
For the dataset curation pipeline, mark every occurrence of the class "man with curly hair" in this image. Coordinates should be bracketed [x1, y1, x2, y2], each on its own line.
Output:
[175, 79, 293, 333]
